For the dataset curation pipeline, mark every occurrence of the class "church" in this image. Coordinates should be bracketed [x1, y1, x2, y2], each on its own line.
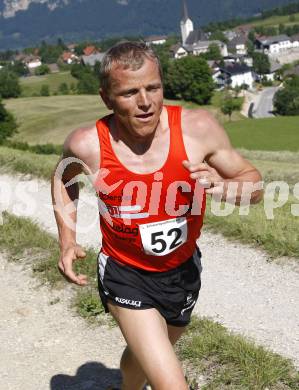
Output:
[172, 0, 228, 59]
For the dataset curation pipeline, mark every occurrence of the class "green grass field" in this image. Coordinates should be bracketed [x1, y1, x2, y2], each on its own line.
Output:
[225, 117, 299, 152]
[249, 12, 299, 28]
[5, 95, 107, 144]
[6, 95, 298, 151]
[20, 71, 78, 97]
[5, 93, 243, 145]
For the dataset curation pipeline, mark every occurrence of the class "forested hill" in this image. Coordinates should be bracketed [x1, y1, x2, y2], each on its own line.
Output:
[0, 0, 297, 49]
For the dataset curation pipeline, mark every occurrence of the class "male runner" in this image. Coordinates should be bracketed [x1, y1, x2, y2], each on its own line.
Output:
[51, 42, 262, 390]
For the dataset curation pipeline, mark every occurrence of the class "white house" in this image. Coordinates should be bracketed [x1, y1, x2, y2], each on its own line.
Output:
[81, 53, 106, 66]
[264, 60, 282, 81]
[290, 33, 299, 48]
[216, 63, 254, 89]
[255, 35, 293, 54]
[26, 57, 42, 69]
[145, 35, 167, 45]
[227, 34, 248, 55]
[170, 44, 188, 59]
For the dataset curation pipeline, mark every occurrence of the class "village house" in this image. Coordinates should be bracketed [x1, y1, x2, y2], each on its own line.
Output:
[214, 63, 254, 89]
[24, 55, 42, 69]
[255, 34, 293, 54]
[61, 51, 79, 64]
[67, 43, 76, 53]
[145, 35, 167, 45]
[290, 33, 299, 48]
[227, 34, 248, 56]
[222, 54, 253, 67]
[83, 45, 100, 56]
[170, 43, 188, 59]
[81, 52, 105, 66]
[264, 59, 282, 81]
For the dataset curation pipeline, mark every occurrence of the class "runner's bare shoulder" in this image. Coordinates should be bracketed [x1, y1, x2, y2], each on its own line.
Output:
[183, 107, 230, 146]
[61, 125, 99, 177]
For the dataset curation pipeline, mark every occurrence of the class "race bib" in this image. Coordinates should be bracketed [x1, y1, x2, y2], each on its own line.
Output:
[139, 217, 188, 256]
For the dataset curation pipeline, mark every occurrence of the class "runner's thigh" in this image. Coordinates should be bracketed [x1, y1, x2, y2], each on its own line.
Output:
[108, 303, 187, 388]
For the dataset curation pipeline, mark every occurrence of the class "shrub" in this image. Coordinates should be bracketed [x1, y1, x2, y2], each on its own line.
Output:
[0, 99, 18, 142]
[40, 84, 50, 96]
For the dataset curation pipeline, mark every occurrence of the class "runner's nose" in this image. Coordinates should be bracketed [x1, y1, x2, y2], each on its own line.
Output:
[137, 90, 151, 110]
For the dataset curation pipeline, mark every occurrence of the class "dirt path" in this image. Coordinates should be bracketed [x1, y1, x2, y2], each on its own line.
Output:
[0, 253, 125, 390]
[1, 173, 299, 383]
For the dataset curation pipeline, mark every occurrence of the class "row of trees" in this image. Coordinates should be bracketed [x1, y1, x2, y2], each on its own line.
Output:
[274, 75, 299, 115]
[254, 23, 299, 38]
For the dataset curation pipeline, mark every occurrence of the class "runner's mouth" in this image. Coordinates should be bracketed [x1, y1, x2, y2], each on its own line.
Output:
[135, 113, 154, 119]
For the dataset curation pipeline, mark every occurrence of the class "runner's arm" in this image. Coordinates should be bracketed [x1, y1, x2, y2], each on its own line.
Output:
[51, 128, 95, 285]
[183, 109, 263, 205]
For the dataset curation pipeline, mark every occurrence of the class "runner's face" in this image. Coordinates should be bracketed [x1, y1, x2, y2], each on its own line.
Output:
[102, 58, 163, 139]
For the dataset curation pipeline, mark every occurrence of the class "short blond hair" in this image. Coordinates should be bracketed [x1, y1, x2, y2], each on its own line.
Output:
[99, 41, 163, 92]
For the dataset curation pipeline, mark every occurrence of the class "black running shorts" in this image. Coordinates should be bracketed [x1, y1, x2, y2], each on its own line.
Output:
[97, 248, 202, 327]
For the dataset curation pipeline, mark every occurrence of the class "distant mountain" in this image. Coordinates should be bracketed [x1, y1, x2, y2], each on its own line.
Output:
[0, 0, 297, 49]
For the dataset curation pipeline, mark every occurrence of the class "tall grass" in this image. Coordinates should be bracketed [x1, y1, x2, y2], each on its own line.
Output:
[178, 317, 299, 389]
[0, 146, 57, 180]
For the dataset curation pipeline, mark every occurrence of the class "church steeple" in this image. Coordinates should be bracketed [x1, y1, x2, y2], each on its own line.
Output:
[180, 0, 194, 45]
[182, 0, 189, 22]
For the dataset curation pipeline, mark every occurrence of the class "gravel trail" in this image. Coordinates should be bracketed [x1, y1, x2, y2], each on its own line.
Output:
[1, 173, 298, 383]
[0, 253, 125, 390]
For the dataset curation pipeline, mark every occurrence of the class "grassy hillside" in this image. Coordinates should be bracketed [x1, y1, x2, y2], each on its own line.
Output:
[5, 93, 244, 145]
[248, 12, 299, 28]
[5, 95, 108, 144]
[225, 116, 299, 152]
[20, 71, 78, 97]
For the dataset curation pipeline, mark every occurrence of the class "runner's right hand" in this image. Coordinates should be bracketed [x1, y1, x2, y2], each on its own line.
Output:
[58, 244, 88, 286]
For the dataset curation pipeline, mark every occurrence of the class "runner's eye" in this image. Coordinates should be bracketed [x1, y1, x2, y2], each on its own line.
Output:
[122, 89, 138, 97]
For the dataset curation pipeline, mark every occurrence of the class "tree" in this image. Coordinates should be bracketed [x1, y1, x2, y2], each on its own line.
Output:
[40, 84, 50, 96]
[274, 76, 299, 115]
[209, 30, 228, 43]
[0, 99, 17, 142]
[58, 82, 69, 95]
[205, 43, 222, 61]
[9, 61, 29, 77]
[77, 73, 99, 94]
[39, 42, 64, 64]
[34, 64, 50, 76]
[164, 56, 214, 104]
[247, 30, 256, 43]
[246, 39, 255, 56]
[0, 69, 21, 98]
[252, 52, 270, 75]
[221, 95, 242, 121]
[279, 23, 286, 34]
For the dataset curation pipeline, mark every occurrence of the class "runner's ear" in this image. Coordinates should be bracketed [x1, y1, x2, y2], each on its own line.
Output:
[100, 88, 113, 110]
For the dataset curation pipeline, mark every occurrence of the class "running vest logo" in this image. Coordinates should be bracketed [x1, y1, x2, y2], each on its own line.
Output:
[112, 222, 138, 236]
[101, 194, 132, 202]
[115, 297, 142, 307]
[107, 204, 149, 220]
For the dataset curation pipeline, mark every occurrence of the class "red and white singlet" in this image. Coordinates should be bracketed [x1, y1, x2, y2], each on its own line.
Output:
[95, 105, 206, 272]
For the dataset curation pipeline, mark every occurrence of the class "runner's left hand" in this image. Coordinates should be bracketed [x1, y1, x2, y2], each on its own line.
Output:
[182, 160, 226, 195]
